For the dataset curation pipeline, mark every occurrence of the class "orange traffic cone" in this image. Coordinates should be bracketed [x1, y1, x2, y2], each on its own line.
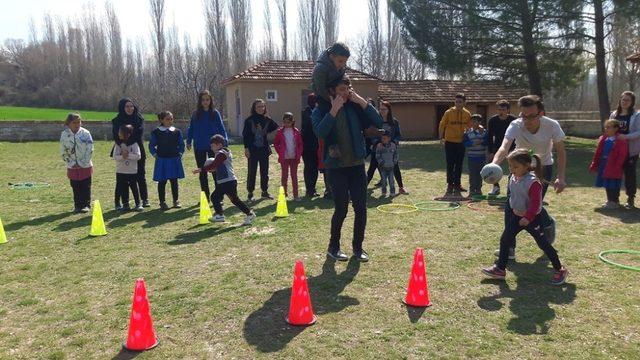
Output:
[403, 248, 432, 307]
[123, 279, 159, 351]
[286, 260, 317, 326]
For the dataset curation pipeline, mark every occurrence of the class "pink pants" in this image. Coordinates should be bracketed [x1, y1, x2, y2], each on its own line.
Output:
[281, 159, 299, 197]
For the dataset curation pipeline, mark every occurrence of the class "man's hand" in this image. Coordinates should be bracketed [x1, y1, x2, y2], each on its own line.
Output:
[330, 95, 345, 118]
[440, 138, 445, 145]
[553, 178, 567, 193]
[348, 89, 368, 108]
[244, 148, 250, 159]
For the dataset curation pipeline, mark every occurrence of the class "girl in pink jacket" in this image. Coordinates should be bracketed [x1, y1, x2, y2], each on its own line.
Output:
[274, 112, 304, 199]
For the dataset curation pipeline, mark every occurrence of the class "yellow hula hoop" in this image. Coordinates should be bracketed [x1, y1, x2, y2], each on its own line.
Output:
[376, 203, 419, 214]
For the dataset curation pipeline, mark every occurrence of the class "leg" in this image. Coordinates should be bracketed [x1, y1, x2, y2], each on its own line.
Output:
[246, 155, 258, 193]
[82, 177, 92, 208]
[259, 153, 270, 193]
[444, 142, 455, 186]
[624, 155, 638, 202]
[117, 173, 130, 206]
[496, 212, 523, 270]
[606, 187, 620, 203]
[469, 161, 483, 193]
[348, 165, 368, 254]
[128, 175, 141, 205]
[393, 163, 404, 188]
[211, 182, 225, 215]
[303, 152, 318, 195]
[226, 181, 252, 215]
[453, 143, 465, 187]
[170, 178, 179, 203]
[290, 160, 299, 198]
[114, 176, 121, 207]
[380, 170, 388, 194]
[195, 150, 211, 198]
[388, 170, 396, 194]
[70, 179, 81, 210]
[158, 180, 167, 204]
[525, 216, 562, 270]
[328, 168, 349, 252]
[137, 158, 149, 202]
[280, 162, 289, 196]
[366, 154, 379, 184]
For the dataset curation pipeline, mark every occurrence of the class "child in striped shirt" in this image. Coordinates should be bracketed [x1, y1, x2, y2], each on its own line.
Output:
[463, 114, 488, 196]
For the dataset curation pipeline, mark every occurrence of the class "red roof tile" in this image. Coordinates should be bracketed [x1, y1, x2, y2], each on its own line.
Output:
[379, 80, 526, 103]
[222, 60, 380, 84]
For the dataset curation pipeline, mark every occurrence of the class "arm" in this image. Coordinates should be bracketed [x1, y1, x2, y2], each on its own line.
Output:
[553, 140, 567, 193]
[60, 132, 70, 162]
[623, 113, 640, 140]
[148, 131, 158, 157]
[242, 118, 252, 149]
[214, 110, 229, 146]
[186, 113, 195, 149]
[438, 112, 448, 142]
[198, 152, 227, 173]
[273, 129, 283, 153]
[491, 137, 515, 165]
[113, 144, 123, 161]
[393, 121, 402, 143]
[112, 119, 122, 145]
[393, 144, 398, 164]
[312, 108, 337, 139]
[177, 131, 185, 155]
[128, 143, 141, 161]
[127, 118, 144, 146]
[462, 132, 472, 148]
[375, 144, 384, 165]
[522, 181, 543, 224]
[487, 118, 495, 152]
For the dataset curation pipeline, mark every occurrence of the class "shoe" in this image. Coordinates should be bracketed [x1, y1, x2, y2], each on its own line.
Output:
[603, 201, 620, 210]
[323, 192, 333, 200]
[452, 189, 462, 197]
[544, 217, 556, 245]
[142, 200, 151, 208]
[306, 192, 320, 198]
[120, 204, 131, 212]
[399, 187, 409, 195]
[353, 250, 369, 262]
[293, 197, 302, 202]
[551, 266, 569, 285]
[79, 207, 91, 213]
[73, 207, 82, 214]
[133, 204, 144, 212]
[390, 191, 397, 197]
[489, 185, 500, 196]
[247, 192, 254, 202]
[373, 180, 383, 188]
[482, 265, 506, 280]
[159, 202, 170, 211]
[210, 214, 225, 222]
[115, 204, 123, 211]
[381, 188, 387, 196]
[173, 201, 182, 209]
[242, 212, 256, 225]
[494, 247, 516, 260]
[446, 184, 454, 195]
[455, 185, 467, 192]
[261, 191, 273, 200]
[626, 197, 635, 209]
[327, 249, 348, 261]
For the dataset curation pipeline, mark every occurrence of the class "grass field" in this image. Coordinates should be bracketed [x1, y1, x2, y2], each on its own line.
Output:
[0, 138, 639, 359]
[0, 106, 156, 121]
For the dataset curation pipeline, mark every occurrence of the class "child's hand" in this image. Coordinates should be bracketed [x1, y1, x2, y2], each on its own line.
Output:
[192, 168, 201, 174]
[518, 218, 530, 227]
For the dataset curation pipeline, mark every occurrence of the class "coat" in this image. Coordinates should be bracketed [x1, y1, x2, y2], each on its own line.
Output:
[589, 134, 628, 179]
[273, 127, 304, 164]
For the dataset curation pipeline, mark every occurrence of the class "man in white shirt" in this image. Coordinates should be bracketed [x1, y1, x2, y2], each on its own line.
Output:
[491, 95, 567, 260]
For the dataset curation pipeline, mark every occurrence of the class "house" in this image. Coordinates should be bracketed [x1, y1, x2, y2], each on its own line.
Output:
[222, 60, 380, 136]
[378, 80, 526, 139]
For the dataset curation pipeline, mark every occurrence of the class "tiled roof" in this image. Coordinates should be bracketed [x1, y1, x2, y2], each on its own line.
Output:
[379, 80, 526, 103]
[627, 52, 640, 63]
[222, 60, 380, 84]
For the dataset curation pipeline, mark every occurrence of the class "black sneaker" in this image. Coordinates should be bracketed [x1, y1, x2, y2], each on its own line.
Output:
[247, 192, 254, 202]
[159, 202, 170, 211]
[353, 250, 369, 262]
[115, 203, 123, 211]
[261, 191, 273, 200]
[142, 200, 151, 208]
[120, 204, 131, 212]
[327, 249, 348, 261]
[173, 201, 182, 209]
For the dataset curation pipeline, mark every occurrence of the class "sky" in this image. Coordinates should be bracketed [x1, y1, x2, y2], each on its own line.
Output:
[0, 0, 380, 51]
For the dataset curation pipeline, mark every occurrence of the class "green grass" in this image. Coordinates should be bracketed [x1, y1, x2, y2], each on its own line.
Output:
[0, 106, 156, 121]
[0, 138, 639, 359]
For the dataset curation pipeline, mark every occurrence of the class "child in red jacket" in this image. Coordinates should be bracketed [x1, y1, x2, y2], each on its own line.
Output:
[274, 112, 304, 200]
[590, 119, 629, 209]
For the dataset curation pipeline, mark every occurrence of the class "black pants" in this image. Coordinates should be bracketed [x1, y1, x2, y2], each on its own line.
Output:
[195, 149, 216, 198]
[116, 173, 140, 206]
[497, 211, 562, 271]
[606, 187, 621, 202]
[327, 164, 367, 253]
[302, 150, 319, 195]
[444, 141, 465, 186]
[624, 155, 638, 199]
[211, 180, 252, 216]
[158, 179, 179, 204]
[366, 153, 380, 184]
[137, 157, 149, 202]
[70, 177, 91, 209]
[247, 149, 270, 194]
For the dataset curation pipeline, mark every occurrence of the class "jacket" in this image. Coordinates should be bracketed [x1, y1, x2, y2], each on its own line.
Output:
[439, 107, 472, 143]
[301, 106, 319, 152]
[590, 134, 628, 179]
[242, 114, 279, 153]
[610, 110, 640, 156]
[60, 127, 94, 169]
[187, 109, 228, 150]
[274, 127, 304, 164]
[113, 143, 142, 174]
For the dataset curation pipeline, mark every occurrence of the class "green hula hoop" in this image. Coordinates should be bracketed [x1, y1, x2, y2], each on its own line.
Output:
[598, 250, 640, 271]
[9, 182, 51, 190]
[376, 203, 419, 214]
[470, 194, 508, 202]
[414, 201, 460, 211]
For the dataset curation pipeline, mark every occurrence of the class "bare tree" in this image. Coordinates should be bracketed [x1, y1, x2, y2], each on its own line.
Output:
[275, 0, 288, 60]
[322, 0, 339, 48]
[229, 0, 252, 73]
[149, 0, 166, 106]
[204, 0, 230, 102]
[259, 0, 275, 61]
[366, 0, 383, 77]
[298, 0, 322, 60]
[105, 1, 123, 77]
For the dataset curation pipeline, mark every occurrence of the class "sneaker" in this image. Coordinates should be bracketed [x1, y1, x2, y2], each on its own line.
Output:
[452, 189, 462, 197]
[73, 207, 82, 214]
[603, 201, 620, 210]
[142, 200, 151, 208]
[390, 191, 397, 197]
[551, 266, 569, 285]
[247, 192, 254, 202]
[482, 265, 506, 280]
[353, 250, 369, 262]
[306, 192, 320, 198]
[159, 202, 170, 211]
[446, 184, 454, 195]
[115, 204, 123, 211]
[327, 249, 348, 261]
[323, 192, 333, 200]
[120, 204, 131, 212]
[261, 191, 273, 200]
[455, 185, 467, 192]
[381, 188, 387, 196]
[544, 217, 556, 245]
[373, 180, 383, 188]
[626, 197, 635, 209]
[399, 187, 409, 195]
[242, 212, 256, 225]
[210, 214, 226, 222]
[79, 207, 91, 213]
[494, 247, 516, 260]
[489, 185, 500, 196]
[133, 204, 144, 212]
[293, 197, 302, 202]
[173, 201, 182, 209]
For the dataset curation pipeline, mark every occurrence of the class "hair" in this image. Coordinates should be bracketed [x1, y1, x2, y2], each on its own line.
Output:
[307, 92, 317, 108]
[157, 111, 173, 122]
[328, 74, 351, 91]
[65, 113, 81, 125]
[507, 148, 547, 184]
[496, 99, 511, 109]
[210, 134, 225, 145]
[196, 90, 214, 117]
[379, 100, 394, 123]
[119, 124, 133, 139]
[283, 112, 294, 125]
[471, 114, 483, 122]
[518, 95, 545, 112]
[604, 118, 621, 131]
[327, 42, 351, 58]
[250, 98, 267, 116]
[616, 91, 636, 115]
[455, 93, 466, 102]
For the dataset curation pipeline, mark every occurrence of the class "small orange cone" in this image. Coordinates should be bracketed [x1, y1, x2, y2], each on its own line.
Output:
[403, 248, 432, 307]
[123, 279, 159, 351]
[286, 260, 317, 325]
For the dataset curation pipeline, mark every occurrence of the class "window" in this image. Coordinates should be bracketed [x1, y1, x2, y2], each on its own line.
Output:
[266, 90, 278, 102]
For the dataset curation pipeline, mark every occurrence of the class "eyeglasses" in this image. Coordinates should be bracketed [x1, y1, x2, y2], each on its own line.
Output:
[522, 112, 540, 121]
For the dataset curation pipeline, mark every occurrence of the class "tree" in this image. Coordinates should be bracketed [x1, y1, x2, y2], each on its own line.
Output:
[149, 0, 166, 106]
[204, 0, 229, 102]
[390, 0, 587, 96]
[275, 0, 288, 60]
[322, 0, 340, 48]
[299, 0, 322, 60]
[229, 0, 252, 73]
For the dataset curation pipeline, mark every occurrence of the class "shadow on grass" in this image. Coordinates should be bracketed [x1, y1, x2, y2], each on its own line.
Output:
[594, 206, 640, 224]
[477, 256, 577, 335]
[405, 305, 427, 323]
[243, 257, 361, 353]
[5, 211, 75, 231]
[53, 210, 122, 232]
[111, 348, 140, 360]
[167, 224, 240, 245]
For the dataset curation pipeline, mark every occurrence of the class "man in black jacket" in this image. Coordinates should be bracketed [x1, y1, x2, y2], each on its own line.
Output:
[301, 93, 320, 197]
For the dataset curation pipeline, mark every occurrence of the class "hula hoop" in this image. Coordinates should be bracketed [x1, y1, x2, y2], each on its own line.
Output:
[598, 250, 640, 271]
[8, 182, 50, 190]
[432, 195, 471, 202]
[467, 201, 506, 212]
[376, 203, 419, 214]
[470, 194, 508, 202]
[414, 201, 460, 211]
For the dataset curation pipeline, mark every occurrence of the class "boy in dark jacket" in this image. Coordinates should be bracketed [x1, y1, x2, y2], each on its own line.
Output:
[311, 42, 351, 112]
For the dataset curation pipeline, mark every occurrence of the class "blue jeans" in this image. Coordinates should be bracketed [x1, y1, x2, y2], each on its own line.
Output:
[380, 168, 395, 194]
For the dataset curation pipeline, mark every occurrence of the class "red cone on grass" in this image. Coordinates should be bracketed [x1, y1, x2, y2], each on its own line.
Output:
[286, 260, 317, 325]
[123, 279, 159, 351]
[403, 248, 432, 307]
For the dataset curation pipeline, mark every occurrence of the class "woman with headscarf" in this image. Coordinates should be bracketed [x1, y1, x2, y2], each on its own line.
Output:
[112, 98, 149, 208]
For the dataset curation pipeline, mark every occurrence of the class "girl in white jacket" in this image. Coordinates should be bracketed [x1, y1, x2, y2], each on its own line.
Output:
[60, 113, 94, 213]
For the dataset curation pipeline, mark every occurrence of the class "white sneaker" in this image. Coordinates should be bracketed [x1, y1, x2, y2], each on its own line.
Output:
[243, 212, 256, 226]
[489, 185, 500, 196]
[210, 214, 226, 222]
[603, 201, 620, 210]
